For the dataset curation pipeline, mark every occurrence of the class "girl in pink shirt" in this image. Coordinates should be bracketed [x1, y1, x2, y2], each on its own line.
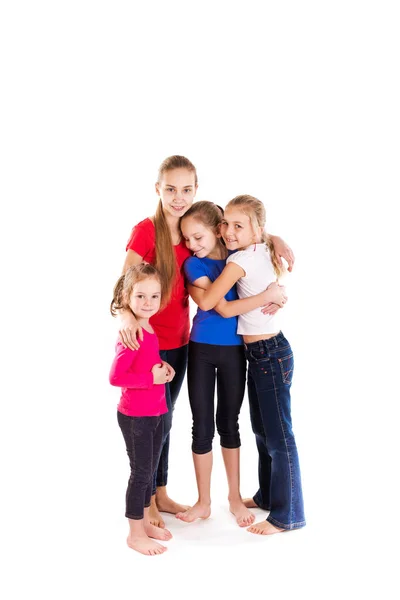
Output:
[109, 263, 176, 556]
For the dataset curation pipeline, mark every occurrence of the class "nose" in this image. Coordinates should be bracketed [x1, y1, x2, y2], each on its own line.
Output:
[173, 190, 183, 202]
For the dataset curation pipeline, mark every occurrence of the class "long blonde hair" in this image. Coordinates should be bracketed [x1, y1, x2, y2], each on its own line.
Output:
[154, 155, 198, 303]
[110, 263, 164, 317]
[225, 195, 284, 277]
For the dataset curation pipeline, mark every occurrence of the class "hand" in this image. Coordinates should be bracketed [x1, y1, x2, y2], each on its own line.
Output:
[261, 302, 281, 316]
[151, 363, 170, 385]
[270, 235, 295, 272]
[161, 361, 175, 383]
[118, 312, 144, 351]
[266, 282, 288, 307]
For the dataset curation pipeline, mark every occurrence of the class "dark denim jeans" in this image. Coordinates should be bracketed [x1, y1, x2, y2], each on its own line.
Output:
[245, 332, 306, 530]
[152, 344, 189, 493]
[118, 411, 163, 520]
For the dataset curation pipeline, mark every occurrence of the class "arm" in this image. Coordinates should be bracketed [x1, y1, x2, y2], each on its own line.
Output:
[269, 235, 295, 272]
[118, 249, 144, 350]
[188, 274, 287, 317]
[188, 280, 284, 318]
[187, 262, 245, 311]
[109, 344, 154, 389]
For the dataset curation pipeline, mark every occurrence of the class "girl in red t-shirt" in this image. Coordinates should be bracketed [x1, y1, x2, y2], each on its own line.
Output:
[119, 155, 295, 528]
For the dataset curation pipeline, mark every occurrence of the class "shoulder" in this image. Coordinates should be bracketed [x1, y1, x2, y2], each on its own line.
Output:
[184, 256, 206, 279]
[114, 340, 138, 359]
[185, 255, 202, 269]
[226, 249, 249, 265]
[126, 218, 155, 252]
[133, 218, 155, 236]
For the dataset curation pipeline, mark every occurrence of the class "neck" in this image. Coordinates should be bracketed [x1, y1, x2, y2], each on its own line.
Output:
[136, 316, 152, 331]
[207, 243, 228, 260]
[164, 212, 181, 233]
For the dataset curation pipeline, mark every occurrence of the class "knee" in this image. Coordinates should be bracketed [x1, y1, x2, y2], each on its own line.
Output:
[268, 431, 296, 454]
[192, 420, 214, 454]
[216, 416, 240, 449]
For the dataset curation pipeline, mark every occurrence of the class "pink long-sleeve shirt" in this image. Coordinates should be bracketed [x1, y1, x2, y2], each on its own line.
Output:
[109, 329, 168, 417]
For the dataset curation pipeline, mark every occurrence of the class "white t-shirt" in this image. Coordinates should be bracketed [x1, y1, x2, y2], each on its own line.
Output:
[226, 243, 280, 335]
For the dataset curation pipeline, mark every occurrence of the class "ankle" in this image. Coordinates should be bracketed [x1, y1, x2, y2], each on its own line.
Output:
[228, 495, 242, 504]
[197, 498, 211, 506]
[155, 486, 167, 500]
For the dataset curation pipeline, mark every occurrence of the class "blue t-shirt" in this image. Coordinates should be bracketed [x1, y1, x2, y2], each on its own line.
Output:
[184, 255, 242, 346]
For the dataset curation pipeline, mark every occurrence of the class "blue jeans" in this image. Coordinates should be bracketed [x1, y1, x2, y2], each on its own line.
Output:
[118, 411, 162, 519]
[152, 344, 189, 494]
[245, 332, 306, 530]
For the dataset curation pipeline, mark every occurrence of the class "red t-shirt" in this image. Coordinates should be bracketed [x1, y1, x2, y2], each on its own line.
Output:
[126, 218, 191, 350]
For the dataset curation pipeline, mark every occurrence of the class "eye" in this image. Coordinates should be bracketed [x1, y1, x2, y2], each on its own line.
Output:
[221, 221, 227, 226]
[235, 224, 242, 229]
[184, 188, 192, 193]
[194, 236, 202, 241]
[166, 187, 174, 192]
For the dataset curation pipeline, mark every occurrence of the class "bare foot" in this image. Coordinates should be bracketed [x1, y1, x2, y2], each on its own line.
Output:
[127, 535, 167, 555]
[144, 523, 172, 541]
[229, 499, 255, 527]
[242, 497, 259, 509]
[247, 520, 285, 535]
[156, 495, 190, 515]
[149, 501, 165, 528]
[176, 502, 211, 522]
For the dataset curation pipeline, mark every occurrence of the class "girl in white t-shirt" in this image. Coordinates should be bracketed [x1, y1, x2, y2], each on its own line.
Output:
[193, 195, 305, 535]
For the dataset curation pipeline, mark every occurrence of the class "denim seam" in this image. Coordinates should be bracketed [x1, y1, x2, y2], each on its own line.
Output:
[278, 354, 294, 384]
[272, 362, 294, 528]
[267, 516, 306, 530]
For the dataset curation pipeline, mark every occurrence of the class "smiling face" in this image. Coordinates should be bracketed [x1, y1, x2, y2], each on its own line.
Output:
[180, 216, 222, 259]
[155, 168, 198, 219]
[220, 207, 262, 251]
[128, 277, 162, 320]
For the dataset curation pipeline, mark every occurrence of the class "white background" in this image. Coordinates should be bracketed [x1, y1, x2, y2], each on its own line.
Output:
[1, 1, 399, 598]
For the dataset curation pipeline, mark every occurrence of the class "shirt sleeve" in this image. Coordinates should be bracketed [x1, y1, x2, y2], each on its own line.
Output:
[125, 219, 154, 260]
[109, 343, 154, 389]
[184, 257, 207, 284]
[226, 251, 247, 272]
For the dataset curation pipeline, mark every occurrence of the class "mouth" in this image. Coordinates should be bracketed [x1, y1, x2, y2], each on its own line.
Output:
[171, 205, 185, 212]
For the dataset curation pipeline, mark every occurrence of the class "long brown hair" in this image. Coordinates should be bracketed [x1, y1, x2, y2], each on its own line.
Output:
[225, 195, 284, 277]
[154, 155, 198, 303]
[110, 263, 164, 317]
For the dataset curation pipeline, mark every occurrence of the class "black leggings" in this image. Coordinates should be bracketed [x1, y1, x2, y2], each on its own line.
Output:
[118, 411, 163, 520]
[187, 341, 246, 454]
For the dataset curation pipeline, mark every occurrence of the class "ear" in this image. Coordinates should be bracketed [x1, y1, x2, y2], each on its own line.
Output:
[155, 182, 160, 196]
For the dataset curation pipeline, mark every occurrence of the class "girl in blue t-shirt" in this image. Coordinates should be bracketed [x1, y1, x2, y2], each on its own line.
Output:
[176, 201, 286, 526]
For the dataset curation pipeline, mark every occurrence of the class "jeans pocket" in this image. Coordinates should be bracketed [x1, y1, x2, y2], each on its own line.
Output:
[248, 349, 270, 363]
[278, 353, 294, 384]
